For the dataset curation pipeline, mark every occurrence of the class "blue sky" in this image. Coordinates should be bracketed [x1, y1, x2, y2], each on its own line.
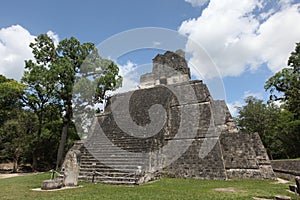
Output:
[1, 0, 300, 116]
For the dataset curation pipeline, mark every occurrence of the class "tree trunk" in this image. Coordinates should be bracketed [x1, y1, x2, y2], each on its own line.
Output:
[13, 147, 20, 172]
[13, 157, 18, 173]
[32, 113, 42, 171]
[56, 119, 69, 170]
[32, 151, 38, 171]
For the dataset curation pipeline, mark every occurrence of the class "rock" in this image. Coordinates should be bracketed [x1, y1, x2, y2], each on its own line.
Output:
[41, 179, 63, 190]
[275, 195, 292, 200]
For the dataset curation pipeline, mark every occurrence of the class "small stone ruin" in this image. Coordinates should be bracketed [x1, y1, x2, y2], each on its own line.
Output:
[63, 50, 275, 185]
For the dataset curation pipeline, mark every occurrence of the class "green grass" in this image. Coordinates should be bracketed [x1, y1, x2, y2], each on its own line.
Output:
[0, 173, 295, 200]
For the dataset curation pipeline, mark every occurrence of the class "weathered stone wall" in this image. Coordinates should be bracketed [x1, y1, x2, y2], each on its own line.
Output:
[140, 50, 190, 88]
[152, 51, 190, 78]
[220, 132, 275, 179]
[163, 138, 227, 180]
[161, 80, 227, 179]
[83, 80, 275, 181]
[101, 85, 177, 153]
[271, 160, 300, 180]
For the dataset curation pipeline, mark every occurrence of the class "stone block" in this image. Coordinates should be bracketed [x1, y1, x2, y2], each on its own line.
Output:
[41, 179, 63, 190]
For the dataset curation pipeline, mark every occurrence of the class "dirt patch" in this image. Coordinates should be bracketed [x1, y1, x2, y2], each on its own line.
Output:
[253, 197, 273, 200]
[0, 172, 41, 179]
[0, 173, 20, 179]
[214, 187, 246, 193]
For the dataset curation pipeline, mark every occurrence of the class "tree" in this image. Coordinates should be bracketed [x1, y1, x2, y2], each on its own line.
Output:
[235, 96, 267, 133]
[0, 75, 30, 170]
[22, 36, 58, 169]
[265, 42, 300, 158]
[26, 34, 122, 169]
[1, 110, 36, 172]
[0, 75, 25, 126]
[235, 96, 282, 159]
[275, 109, 300, 158]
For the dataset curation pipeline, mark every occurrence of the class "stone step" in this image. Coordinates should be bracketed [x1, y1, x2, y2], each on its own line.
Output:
[79, 172, 138, 178]
[80, 163, 146, 169]
[77, 134, 152, 186]
[80, 166, 141, 172]
[80, 161, 147, 166]
[78, 173, 136, 179]
[85, 140, 150, 143]
[82, 148, 148, 152]
[80, 160, 146, 164]
[83, 152, 149, 157]
[80, 155, 147, 159]
[79, 171, 135, 176]
[84, 148, 149, 153]
[85, 144, 153, 149]
[80, 156, 148, 161]
[79, 176, 137, 185]
[79, 178, 137, 185]
[80, 156, 147, 161]
[84, 141, 154, 145]
[84, 137, 150, 142]
[78, 173, 140, 185]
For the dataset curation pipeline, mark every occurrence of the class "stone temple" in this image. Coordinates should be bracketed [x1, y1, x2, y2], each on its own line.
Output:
[63, 50, 275, 185]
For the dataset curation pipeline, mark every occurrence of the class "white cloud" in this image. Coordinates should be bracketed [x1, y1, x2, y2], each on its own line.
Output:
[243, 90, 264, 100]
[227, 101, 242, 117]
[185, 0, 209, 7]
[113, 61, 139, 94]
[179, 0, 300, 79]
[47, 30, 59, 46]
[0, 25, 61, 81]
[254, 4, 300, 72]
[0, 25, 35, 81]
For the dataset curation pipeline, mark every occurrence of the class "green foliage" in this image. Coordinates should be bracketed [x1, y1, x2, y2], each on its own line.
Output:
[0, 75, 25, 126]
[0, 34, 121, 171]
[23, 34, 122, 169]
[0, 75, 28, 168]
[275, 110, 300, 158]
[0, 110, 37, 171]
[94, 62, 122, 104]
[264, 42, 300, 158]
[235, 96, 284, 159]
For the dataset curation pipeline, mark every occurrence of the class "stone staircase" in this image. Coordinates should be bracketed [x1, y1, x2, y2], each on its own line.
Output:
[77, 126, 152, 185]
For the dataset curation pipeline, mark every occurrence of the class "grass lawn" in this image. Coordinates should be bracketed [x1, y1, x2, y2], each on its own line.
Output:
[0, 173, 295, 200]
